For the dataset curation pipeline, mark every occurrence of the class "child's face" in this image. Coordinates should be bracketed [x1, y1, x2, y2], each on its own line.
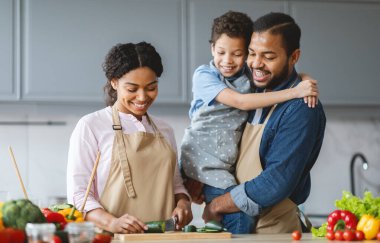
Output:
[211, 33, 247, 78]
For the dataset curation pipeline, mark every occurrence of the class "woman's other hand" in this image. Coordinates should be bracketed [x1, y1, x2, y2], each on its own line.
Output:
[109, 213, 147, 234]
[184, 178, 205, 204]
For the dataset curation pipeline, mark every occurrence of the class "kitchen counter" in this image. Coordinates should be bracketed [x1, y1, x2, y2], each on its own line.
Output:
[111, 233, 377, 242]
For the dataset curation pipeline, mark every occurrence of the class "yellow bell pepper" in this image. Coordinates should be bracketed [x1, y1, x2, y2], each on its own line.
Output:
[356, 214, 380, 240]
[0, 201, 3, 230]
[0, 218, 4, 231]
[58, 207, 84, 222]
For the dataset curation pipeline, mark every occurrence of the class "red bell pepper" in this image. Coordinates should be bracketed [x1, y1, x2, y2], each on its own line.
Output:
[327, 210, 357, 232]
[41, 208, 67, 230]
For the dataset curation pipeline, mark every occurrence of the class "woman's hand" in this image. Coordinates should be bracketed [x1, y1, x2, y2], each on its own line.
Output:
[109, 214, 147, 234]
[184, 178, 205, 204]
[173, 195, 193, 230]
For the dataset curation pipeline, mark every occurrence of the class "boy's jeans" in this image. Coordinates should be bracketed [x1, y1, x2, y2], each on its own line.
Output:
[203, 184, 255, 234]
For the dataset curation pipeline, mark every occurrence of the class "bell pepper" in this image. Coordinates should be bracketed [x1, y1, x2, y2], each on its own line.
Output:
[327, 210, 357, 232]
[58, 207, 84, 222]
[41, 208, 67, 230]
[356, 214, 380, 240]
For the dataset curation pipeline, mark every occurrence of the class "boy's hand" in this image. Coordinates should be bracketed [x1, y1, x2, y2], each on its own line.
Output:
[295, 79, 319, 108]
[184, 178, 205, 204]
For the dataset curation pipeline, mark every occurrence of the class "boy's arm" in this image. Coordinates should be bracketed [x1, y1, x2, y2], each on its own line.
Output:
[215, 79, 318, 110]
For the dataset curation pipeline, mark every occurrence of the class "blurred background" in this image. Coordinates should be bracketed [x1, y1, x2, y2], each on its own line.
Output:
[1, 0, 379, 227]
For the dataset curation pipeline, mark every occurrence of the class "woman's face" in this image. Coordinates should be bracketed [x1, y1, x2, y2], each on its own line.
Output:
[111, 67, 158, 120]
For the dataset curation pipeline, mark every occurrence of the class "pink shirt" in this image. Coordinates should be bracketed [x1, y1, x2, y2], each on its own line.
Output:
[67, 106, 189, 213]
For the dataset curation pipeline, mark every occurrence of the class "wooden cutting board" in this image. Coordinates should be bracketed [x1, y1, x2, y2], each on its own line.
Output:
[114, 231, 232, 241]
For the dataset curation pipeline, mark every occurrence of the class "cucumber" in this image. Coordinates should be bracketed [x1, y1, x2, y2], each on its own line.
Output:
[49, 203, 73, 212]
[144, 221, 165, 233]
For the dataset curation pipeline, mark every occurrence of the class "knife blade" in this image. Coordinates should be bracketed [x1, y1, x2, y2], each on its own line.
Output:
[164, 216, 177, 232]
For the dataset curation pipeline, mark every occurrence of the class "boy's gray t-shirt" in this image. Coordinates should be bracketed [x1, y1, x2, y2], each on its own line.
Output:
[181, 61, 252, 189]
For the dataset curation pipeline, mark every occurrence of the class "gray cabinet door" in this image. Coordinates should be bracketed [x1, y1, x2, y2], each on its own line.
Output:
[0, 0, 18, 100]
[292, 1, 380, 105]
[22, 0, 186, 103]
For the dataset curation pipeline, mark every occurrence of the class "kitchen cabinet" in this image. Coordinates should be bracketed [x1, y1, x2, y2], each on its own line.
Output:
[292, 1, 380, 105]
[2, 0, 380, 105]
[21, 0, 187, 103]
[0, 0, 18, 101]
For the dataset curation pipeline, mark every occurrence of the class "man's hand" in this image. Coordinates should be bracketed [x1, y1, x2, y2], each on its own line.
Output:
[184, 178, 205, 204]
[202, 202, 222, 223]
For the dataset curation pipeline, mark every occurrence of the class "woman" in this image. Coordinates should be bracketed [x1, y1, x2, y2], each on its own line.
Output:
[67, 42, 192, 233]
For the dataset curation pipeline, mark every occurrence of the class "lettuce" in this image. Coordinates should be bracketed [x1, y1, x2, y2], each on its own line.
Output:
[311, 222, 327, 237]
[335, 191, 380, 219]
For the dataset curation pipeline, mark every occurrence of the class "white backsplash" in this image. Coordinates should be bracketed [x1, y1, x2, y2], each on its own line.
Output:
[0, 104, 379, 226]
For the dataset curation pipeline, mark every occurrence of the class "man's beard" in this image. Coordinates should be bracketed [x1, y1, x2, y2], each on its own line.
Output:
[265, 61, 291, 90]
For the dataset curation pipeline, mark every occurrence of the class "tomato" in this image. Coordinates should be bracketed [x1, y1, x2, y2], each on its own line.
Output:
[52, 235, 62, 243]
[291, 230, 302, 240]
[93, 233, 112, 243]
[343, 229, 355, 241]
[335, 230, 344, 241]
[355, 230, 364, 241]
[326, 231, 335, 240]
[0, 230, 10, 243]
[377, 232, 380, 241]
[3, 228, 25, 243]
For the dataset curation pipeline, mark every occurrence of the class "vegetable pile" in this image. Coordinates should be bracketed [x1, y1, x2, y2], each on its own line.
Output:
[311, 191, 380, 241]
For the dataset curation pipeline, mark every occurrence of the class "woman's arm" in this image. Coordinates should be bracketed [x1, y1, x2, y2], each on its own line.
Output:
[86, 208, 147, 233]
[215, 79, 318, 110]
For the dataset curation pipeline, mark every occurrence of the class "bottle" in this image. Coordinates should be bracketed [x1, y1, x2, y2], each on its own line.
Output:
[66, 221, 95, 243]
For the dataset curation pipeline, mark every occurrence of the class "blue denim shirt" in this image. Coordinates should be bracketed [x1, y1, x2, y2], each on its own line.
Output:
[230, 70, 326, 216]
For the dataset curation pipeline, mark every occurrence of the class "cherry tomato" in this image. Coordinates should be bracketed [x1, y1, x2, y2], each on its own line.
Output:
[343, 229, 355, 241]
[326, 231, 335, 240]
[93, 233, 112, 243]
[355, 230, 364, 241]
[292, 230, 302, 240]
[335, 230, 344, 241]
[52, 235, 62, 243]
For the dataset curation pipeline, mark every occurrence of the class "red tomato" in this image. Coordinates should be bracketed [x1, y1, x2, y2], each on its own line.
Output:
[335, 230, 344, 241]
[343, 229, 355, 241]
[4, 228, 25, 243]
[377, 232, 380, 241]
[291, 230, 302, 240]
[355, 230, 364, 241]
[52, 235, 62, 243]
[0, 230, 11, 243]
[93, 233, 112, 243]
[326, 231, 335, 240]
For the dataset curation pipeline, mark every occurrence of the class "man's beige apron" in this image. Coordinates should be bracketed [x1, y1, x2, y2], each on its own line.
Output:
[235, 105, 302, 233]
[99, 105, 176, 222]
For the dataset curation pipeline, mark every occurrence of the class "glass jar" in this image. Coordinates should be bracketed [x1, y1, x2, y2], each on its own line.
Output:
[25, 223, 56, 243]
[66, 222, 95, 243]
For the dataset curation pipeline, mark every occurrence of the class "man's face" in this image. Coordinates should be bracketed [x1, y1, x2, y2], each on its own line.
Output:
[247, 31, 298, 89]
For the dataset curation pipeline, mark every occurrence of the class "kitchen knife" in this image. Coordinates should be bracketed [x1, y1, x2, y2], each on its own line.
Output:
[164, 216, 177, 232]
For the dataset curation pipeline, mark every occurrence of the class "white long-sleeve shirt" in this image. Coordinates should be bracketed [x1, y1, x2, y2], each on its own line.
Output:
[67, 106, 189, 213]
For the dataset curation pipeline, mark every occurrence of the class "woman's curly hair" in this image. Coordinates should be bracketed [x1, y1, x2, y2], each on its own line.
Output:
[209, 11, 253, 50]
[102, 42, 163, 106]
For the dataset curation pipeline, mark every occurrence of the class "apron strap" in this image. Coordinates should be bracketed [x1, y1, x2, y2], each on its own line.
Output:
[263, 104, 277, 125]
[111, 105, 136, 198]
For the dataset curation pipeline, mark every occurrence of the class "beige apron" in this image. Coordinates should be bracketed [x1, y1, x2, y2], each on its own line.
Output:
[235, 105, 302, 233]
[99, 105, 176, 222]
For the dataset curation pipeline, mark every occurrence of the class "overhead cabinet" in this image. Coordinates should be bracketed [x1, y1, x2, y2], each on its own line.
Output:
[1, 0, 380, 105]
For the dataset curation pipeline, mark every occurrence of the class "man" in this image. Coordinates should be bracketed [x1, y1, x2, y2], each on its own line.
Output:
[202, 12, 326, 233]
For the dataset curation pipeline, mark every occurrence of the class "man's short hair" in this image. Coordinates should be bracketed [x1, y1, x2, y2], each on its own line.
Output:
[253, 12, 301, 56]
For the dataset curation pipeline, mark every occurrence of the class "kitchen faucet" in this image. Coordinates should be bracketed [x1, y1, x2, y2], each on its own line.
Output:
[350, 152, 369, 196]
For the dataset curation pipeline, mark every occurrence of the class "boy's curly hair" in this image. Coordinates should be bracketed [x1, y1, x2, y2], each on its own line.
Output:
[209, 11, 253, 50]
[102, 42, 163, 106]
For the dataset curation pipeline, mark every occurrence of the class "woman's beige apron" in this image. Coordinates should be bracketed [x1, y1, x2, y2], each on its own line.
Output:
[235, 105, 302, 233]
[99, 105, 176, 222]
